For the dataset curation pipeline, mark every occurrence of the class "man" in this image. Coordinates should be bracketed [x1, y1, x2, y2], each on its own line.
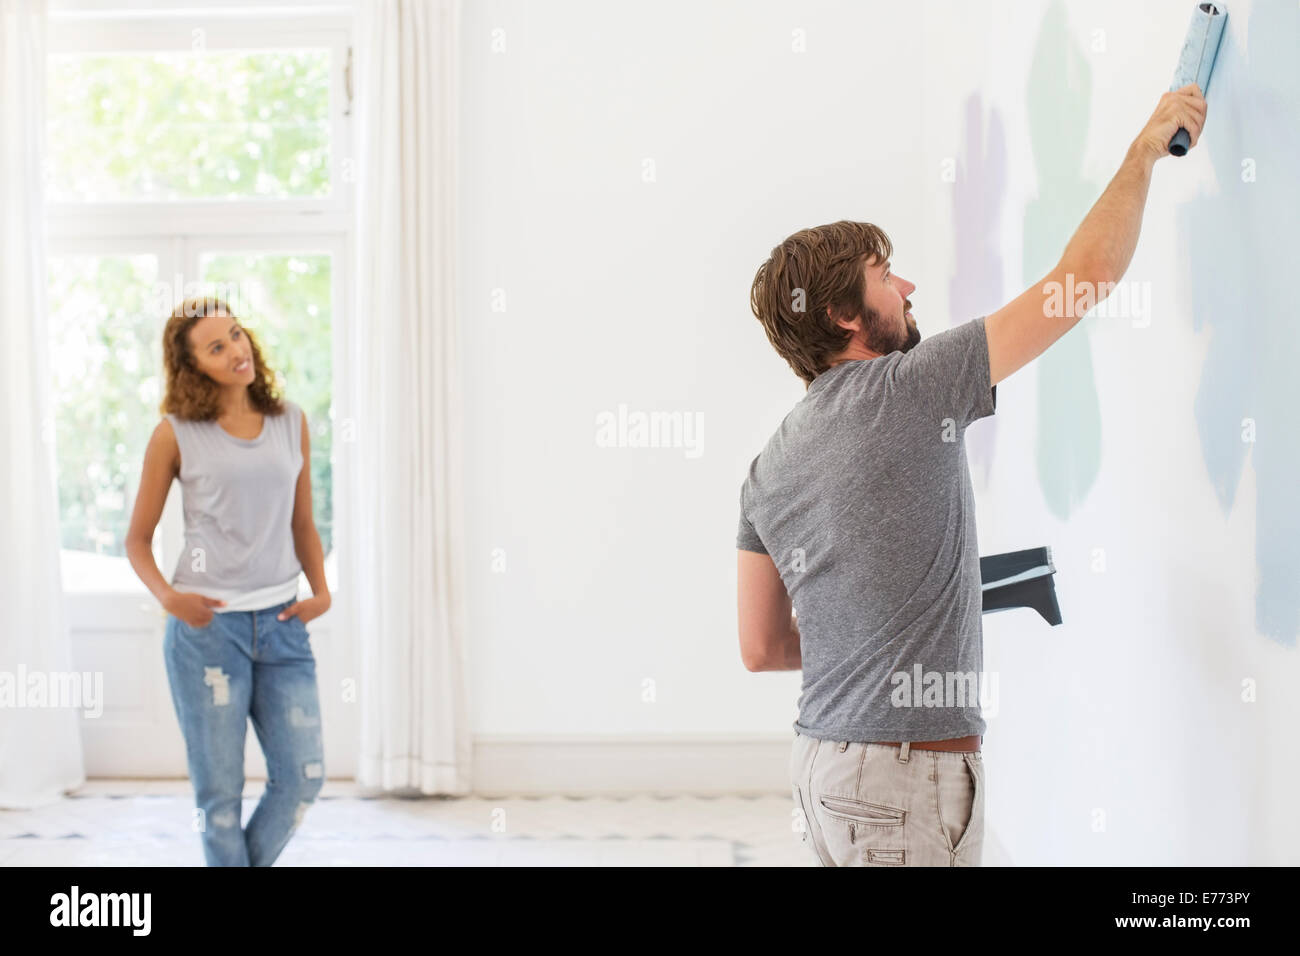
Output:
[736, 85, 1207, 867]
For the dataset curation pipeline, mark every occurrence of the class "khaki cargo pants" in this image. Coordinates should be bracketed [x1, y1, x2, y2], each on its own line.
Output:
[790, 732, 985, 866]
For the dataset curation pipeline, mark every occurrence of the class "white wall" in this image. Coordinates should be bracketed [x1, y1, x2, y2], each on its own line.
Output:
[459, 0, 924, 739]
[457, 0, 1299, 864]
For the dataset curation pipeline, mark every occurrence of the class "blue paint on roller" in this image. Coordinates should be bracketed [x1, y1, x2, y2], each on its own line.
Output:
[1168, 2, 1229, 156]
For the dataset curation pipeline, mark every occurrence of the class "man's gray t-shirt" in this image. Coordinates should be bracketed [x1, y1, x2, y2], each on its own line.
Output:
[737, 316, 997, 742]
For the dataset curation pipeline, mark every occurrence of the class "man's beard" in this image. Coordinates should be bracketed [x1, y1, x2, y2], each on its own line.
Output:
[862, 304, 922, 355]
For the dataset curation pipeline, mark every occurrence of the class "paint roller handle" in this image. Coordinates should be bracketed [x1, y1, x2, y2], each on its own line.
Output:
[1133, 83, 1207, 163]
[1167, 83, 1207, 156]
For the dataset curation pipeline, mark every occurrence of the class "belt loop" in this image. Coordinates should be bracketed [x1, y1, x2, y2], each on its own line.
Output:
[838, 741, 849, 752]
[898, 741, 910, 763]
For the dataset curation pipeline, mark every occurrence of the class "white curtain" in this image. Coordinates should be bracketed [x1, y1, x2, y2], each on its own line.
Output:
[0, 0, 86, 807]
[349, 0, 471, 793]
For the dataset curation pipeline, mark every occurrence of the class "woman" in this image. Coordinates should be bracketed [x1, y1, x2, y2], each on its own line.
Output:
[125, 295, 330, 866]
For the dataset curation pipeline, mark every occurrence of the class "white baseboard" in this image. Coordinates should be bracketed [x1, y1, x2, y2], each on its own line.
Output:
[84, 735, 799, 795]
[468, 735, 795, 796]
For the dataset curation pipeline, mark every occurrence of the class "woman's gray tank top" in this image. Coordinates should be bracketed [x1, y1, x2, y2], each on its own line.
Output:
[164, 399, 304, 612]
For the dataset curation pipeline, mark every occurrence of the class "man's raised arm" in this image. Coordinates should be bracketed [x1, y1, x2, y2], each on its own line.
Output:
[985, 83, 1208, 387]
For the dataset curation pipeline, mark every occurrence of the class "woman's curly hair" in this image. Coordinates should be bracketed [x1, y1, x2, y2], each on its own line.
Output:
[160, 296, 285, 420]
[749, 220, 893, 387]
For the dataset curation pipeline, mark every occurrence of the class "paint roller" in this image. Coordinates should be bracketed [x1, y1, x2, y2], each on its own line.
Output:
[1168, 2, 1228, 156]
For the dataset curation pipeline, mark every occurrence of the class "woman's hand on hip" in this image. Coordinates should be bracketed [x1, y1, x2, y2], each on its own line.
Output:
[278, 593, 331, 626]
[165, 591, 227, 628]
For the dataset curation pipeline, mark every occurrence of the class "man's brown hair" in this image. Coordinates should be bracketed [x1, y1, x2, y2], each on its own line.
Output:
[749, 220, 893, 386]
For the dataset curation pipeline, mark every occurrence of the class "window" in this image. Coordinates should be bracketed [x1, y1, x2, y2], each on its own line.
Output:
[48, 252, 162, 587]
[46, 8, 352, 594]
[200, 249, 335, 555]
[48, 49, 332, 202]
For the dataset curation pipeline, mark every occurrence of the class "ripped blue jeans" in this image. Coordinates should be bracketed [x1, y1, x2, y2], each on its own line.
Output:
[163, 596, 325, 866]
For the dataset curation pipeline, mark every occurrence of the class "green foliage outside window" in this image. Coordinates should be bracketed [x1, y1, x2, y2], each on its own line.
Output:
[48, 49, 330, 202]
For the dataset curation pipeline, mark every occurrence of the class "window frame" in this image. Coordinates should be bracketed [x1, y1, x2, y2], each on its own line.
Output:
[46, 10, 354, 230]
[45, 6, 354, 598]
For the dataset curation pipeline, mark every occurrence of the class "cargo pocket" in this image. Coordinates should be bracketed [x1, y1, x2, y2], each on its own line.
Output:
[815, 792, 907, 865]
[866, 848, 906, 865]
[817, 793, 907, 829]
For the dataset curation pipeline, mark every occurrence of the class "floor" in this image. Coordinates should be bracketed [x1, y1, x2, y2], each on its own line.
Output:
[0, 780, 814, 867]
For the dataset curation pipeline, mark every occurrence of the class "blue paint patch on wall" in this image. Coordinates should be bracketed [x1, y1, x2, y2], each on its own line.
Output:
[1179, 0, 1300, 646]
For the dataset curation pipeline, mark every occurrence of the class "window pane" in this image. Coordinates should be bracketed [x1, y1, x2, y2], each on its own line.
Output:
[48, 254, 161, 590]
[47, 50, 331, 202]
[200, 253, 333, 558]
